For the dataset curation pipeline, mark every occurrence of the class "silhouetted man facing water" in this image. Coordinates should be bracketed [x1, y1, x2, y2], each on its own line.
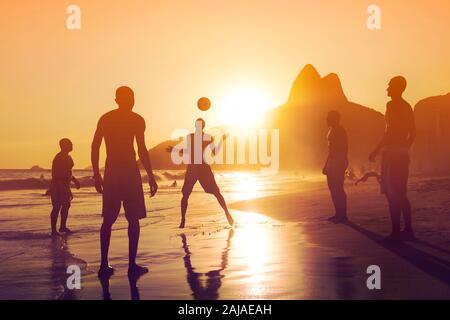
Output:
[370, 76, 416, 242]
[323, 111, 348, 223]
[91, 86, 158, 276]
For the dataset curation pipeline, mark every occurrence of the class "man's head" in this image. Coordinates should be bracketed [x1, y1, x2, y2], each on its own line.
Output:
[59, 138, 73, 153]
[115, 86, 135, 110]
[327, 110, 341, 127]
[195, 118, 205, 132]
[387, 76, 407, 99]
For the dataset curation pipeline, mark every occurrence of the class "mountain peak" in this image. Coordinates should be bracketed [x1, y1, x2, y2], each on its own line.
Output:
[321, 73, 347, 102]
[287, 66, 349, 104]
[322, 72, 340, 82]
[288, 64, 322, 104]
[300, 64, 320, 78]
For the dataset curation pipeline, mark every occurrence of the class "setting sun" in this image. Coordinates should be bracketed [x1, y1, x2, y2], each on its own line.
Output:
[218, 86, 275, 128]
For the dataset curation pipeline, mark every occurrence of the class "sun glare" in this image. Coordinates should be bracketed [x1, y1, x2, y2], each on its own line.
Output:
[218, 86, 274, 128]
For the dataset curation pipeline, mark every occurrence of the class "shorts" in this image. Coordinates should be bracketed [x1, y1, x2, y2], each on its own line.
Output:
[50, 181, 72, 207]
[381, 148, 410, 196]
[182, 165, 220, 196]
[102, 165, 146, 222]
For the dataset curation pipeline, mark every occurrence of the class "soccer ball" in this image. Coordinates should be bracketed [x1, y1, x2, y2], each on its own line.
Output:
[197, 97, 211, 111]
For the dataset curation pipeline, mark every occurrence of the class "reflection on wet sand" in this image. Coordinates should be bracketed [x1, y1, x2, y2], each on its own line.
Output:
[49, 236, 77, 300]
[98, 270, 143, 300]
[231, 212, 276, 298]
[181, 229, 234, 300]
[98, 272, 112, 300]
[64, 210, 327, 299]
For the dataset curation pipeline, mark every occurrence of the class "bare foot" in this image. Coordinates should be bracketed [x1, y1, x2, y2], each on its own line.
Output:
[128, 264, 149, 276]
[59, 227, 72, 233]
[51, 230, 62, 237]
[226, 214, 235, 227]
[98, 265, 114, 277]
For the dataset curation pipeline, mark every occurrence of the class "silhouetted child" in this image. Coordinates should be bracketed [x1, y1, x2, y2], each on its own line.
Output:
[49, 138, 80, 236]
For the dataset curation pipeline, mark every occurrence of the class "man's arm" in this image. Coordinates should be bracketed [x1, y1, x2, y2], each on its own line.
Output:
[407, 112, 416, 149]
[322, 158, 329, 175]
[71, 176, 81, 189]
[370, 104, 389, 162]
[136, 122, 158, 197]
[166, 145, 184, 154]
[369, 135, 386, 162]
[208, 134, 228, 156]
[91, 121, 104, 193]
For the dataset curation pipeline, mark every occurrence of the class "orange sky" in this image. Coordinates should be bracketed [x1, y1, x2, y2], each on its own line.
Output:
[0, 0, 449, 168]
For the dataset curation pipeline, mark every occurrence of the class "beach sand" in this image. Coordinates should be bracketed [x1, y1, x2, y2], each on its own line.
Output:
[231, 176, 450, 299]
[1, 174, 450, 299]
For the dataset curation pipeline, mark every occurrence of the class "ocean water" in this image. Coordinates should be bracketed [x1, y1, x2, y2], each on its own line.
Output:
[0, 170, 305, 299]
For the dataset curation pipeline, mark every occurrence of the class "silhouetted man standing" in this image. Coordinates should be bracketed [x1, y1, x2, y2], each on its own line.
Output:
[323, 111, 348, 223]
[370, 76, 416, 242]
[91, 86, 158, 276]
[49, 138, 80, 236]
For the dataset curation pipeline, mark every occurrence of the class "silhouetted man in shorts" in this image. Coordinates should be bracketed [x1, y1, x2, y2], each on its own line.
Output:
[168, 118, 234, 228]
[91, 86, 158, 276]
[49, 138, 80, 236]
[323, 111, 348, 223]
[370, 76, 416, 242]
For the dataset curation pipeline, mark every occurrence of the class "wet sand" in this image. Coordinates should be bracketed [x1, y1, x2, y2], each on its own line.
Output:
[231, 176, 450, 299]
[1, 175, 450, 299]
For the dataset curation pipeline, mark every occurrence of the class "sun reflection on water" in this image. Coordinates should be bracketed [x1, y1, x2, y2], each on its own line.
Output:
[232, 211, 273, 297]
[231, 173, 261, 201]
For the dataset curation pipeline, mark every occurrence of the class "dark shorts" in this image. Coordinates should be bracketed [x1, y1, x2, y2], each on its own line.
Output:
[182, 165, 220, 196]
[326, 166, 346, 191]
[50, 181, 72, 207]
[102, 165, 146, 222]
[381, 149, 410, 196]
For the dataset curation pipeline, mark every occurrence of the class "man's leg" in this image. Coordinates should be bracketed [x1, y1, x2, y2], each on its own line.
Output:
[386, 194, 401, 239]
[180, 194, 189, 228]
[402, 196, 412, 229]
[99, 185, 120, 275]
[326, 170, 347, 221]
[326, 174, 337, 219]
[335, 169, 348, 220]
[213, 192, 234, 226]
[397, 155, 413, 235]
[127, 218, 148, 275]
[128, 218, 140, 267]
[59, 204, 71, 232]
[400, 195, 414, 239]
[99, 217, 116, 274]
[50, 204, 61, 235]
[180, 168, 196, 229]
[127, 217, 148, 281]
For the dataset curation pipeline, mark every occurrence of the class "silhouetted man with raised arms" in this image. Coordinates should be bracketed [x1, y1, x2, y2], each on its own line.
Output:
[167, 118, 234, 229]
[323, 111, 348, 223]
[91, 86, 158, 276]
[370, 76, 416, 242]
